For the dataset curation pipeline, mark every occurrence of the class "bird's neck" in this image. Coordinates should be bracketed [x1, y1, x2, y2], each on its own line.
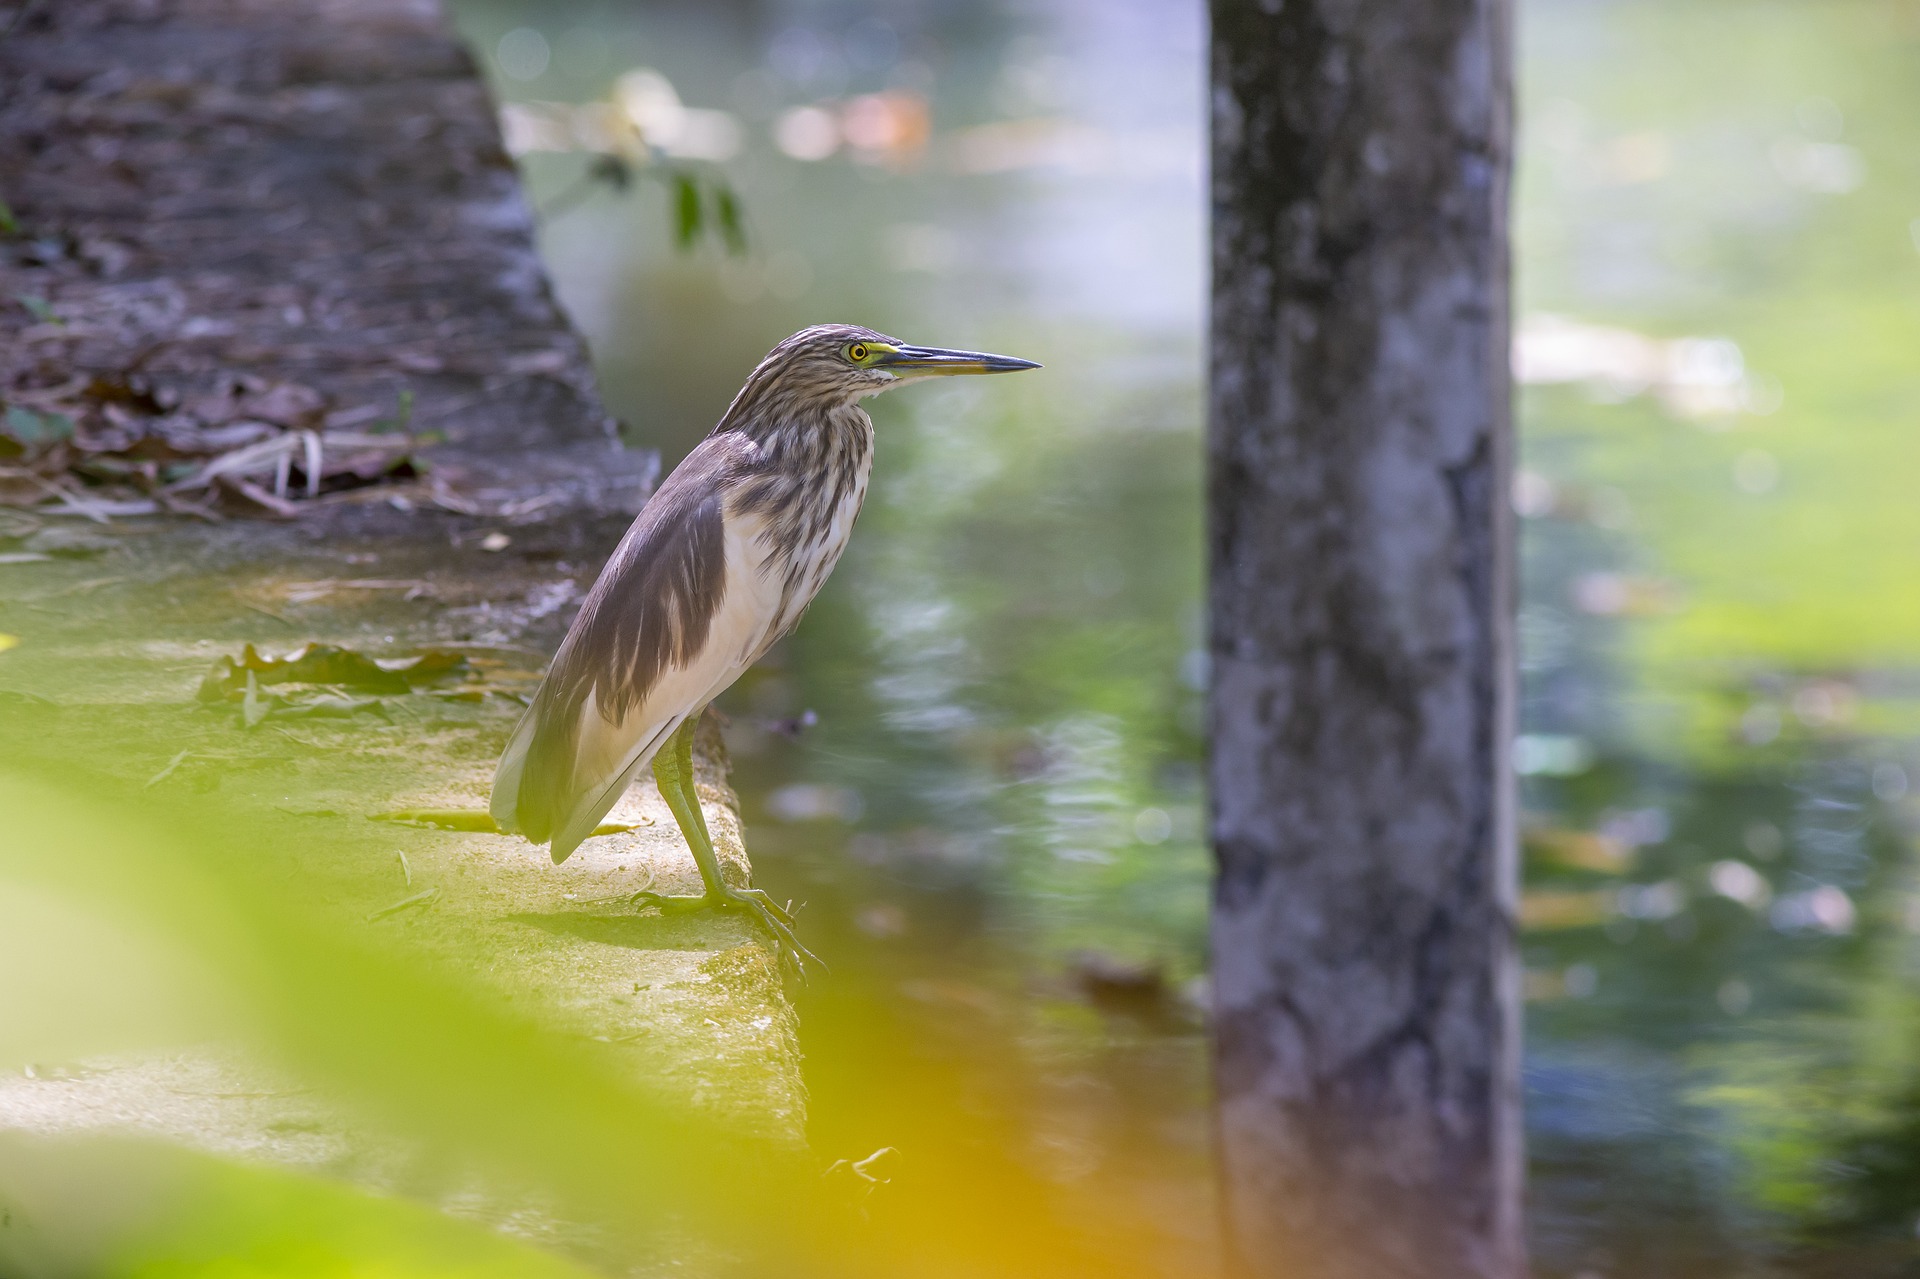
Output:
[728, 403, 873, 475]
[716, 404, 875, 585]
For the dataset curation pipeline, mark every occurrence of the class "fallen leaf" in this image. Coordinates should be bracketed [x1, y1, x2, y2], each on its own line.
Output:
[371, 809, 500, 832]
[198, 642, 474, 701]
[15, 295, 59, 325]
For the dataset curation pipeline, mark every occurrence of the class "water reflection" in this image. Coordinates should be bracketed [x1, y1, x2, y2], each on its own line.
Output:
[451, 0, 1920, 1274]
[449, 1, 1210, 1269]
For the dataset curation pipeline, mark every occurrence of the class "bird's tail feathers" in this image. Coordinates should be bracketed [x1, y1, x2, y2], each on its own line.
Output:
[489, 699, 543, 841]
[544, 714, 683, 863]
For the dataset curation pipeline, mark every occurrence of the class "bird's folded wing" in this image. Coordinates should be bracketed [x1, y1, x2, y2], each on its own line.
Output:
[491, 435, 785, 860]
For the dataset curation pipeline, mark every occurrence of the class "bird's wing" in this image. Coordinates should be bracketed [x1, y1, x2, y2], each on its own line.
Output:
[491, 434, 785, 861]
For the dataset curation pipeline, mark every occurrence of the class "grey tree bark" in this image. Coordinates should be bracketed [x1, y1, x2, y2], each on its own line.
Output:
[1207, 2, 1521, 1278]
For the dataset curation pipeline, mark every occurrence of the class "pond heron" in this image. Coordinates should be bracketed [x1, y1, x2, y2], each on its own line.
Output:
[491, 324, 1038, 969]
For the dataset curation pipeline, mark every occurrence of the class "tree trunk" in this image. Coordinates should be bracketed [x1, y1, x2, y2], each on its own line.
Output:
[1207, 1, 1521, 1277]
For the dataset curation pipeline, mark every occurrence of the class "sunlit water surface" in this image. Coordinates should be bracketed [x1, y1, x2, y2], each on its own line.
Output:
[447, 1, 1920, 1274]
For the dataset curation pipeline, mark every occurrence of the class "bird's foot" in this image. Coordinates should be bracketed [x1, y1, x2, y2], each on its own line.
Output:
[631, 884, 824, 978]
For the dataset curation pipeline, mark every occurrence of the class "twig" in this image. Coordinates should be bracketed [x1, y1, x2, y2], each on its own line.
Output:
[538, 153, 637, 221]
[215, 475, 301, 518]
[367, 886, 438, 922]
[144, 749, 191, 788]
[242, 669, 270, 729]
[21, 472, 114, 523]
[301, 429, 322, 499]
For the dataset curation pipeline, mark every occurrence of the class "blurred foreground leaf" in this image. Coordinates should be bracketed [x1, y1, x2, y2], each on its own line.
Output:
[0, 763, 821, 1273]
[0, 1134, 599, 1279]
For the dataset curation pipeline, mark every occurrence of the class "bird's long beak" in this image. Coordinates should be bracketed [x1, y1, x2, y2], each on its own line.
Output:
[874, 344, 1041, 377]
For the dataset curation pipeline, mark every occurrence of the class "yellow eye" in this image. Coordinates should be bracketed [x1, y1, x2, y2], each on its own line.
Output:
[847, 342, 869, 362]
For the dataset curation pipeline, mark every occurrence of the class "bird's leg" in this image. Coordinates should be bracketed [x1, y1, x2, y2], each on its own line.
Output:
[633, 717, 822, 974]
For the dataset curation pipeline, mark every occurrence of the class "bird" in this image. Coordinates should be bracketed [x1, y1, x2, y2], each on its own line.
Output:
[490, 324, 1038, 968]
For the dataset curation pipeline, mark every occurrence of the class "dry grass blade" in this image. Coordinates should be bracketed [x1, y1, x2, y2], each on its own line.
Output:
[144, 750, 192, 788]
[174, 432, 314, 494]
[366, 886, 439, 922]
[16, 471, 124, 522]
[215, 475, 301, 519]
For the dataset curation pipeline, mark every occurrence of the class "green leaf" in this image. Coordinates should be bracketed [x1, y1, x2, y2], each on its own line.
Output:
[673, 174, 701, 250]
[3, 406, 38, 442]
[16, 294, 58, 325]
[0, 200, 17, 235]
[371, 388, 414, 436]
[4, 405, 74, 446]
[714, 183, 746, 255]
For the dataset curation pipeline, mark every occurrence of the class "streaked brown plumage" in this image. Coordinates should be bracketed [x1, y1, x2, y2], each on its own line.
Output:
[491, 324, 1037, 966]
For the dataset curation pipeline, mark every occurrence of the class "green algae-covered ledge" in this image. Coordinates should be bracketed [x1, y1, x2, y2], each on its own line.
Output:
[378, 711, 808, 1151]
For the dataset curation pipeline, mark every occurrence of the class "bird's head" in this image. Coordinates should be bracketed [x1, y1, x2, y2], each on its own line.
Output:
[739, 323, 1040, 411]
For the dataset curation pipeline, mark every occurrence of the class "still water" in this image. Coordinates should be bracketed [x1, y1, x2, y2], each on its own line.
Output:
[449, 1, 1920, 1274]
